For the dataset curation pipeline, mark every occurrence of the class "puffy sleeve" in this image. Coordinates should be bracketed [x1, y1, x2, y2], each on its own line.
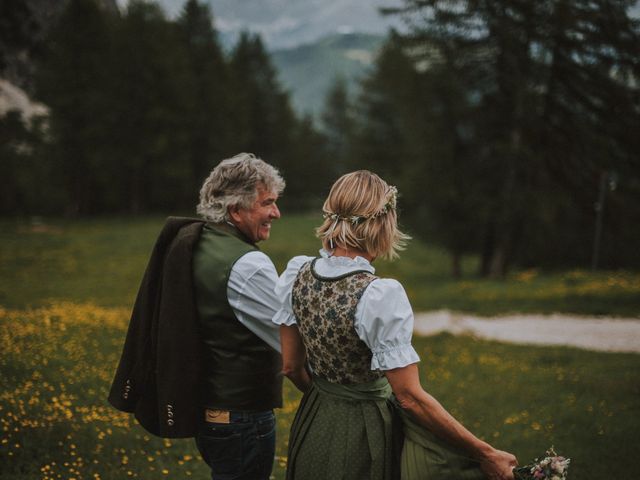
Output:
[272, 255, 314, 326]
[355, 279, 421, 370]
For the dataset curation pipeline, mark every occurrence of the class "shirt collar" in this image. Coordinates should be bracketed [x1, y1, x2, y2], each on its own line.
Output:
[317, 248, 376, 274]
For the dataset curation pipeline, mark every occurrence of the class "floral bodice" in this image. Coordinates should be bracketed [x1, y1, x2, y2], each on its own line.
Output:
[291, 259, 385, 384]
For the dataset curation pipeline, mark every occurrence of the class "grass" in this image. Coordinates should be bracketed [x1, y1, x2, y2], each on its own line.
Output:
[1, 215, 640, 479]
[1, 214, 639, 316]
[2, 303, 639, 479]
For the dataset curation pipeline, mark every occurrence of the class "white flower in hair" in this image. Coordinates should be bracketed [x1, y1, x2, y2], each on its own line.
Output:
[372, 185, 398, 217]
[322, 185, 397, 224]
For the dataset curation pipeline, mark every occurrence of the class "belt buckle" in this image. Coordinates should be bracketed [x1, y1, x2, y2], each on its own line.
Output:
[205, 409, 230, 424]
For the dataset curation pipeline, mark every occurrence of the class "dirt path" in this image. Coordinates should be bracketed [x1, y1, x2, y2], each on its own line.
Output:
[413, 310, 640, 353]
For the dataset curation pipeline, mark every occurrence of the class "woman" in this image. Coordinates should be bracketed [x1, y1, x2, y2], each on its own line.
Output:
[273, 171, 517, 480]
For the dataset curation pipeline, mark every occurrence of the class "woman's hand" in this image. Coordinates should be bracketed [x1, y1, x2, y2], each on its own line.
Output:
[280, 325, 312, 392]
[479, 448, 518, 480]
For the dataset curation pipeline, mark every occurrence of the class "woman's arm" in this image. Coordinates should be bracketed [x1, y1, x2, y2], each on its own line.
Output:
[385, 364, 517, 480]
[280, 324, 312, 393]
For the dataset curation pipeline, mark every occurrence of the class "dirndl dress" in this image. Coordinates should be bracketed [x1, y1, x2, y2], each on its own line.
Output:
[277, 256, 488, 480]
[286, 376, 401, 480]
[398, 408, 486, 480]
[285, 379, 487, 480]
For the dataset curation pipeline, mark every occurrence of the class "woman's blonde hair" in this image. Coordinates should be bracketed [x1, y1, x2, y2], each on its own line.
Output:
[316, 170, 410, 260]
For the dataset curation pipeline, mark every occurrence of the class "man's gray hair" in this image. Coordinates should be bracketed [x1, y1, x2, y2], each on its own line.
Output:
[197, 153, 285, 223]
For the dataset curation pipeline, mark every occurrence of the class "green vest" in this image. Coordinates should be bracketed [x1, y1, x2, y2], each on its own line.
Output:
[192, 224, 283, 410]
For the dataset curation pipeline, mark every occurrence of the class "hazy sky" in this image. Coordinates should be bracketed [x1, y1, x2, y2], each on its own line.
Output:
[115, 0, 402, 48]
[115, 0, 640, 50]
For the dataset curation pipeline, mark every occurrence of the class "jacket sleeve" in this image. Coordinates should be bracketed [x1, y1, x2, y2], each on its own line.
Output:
[107, 218, 200, 415]
[153, 222, 205, 438]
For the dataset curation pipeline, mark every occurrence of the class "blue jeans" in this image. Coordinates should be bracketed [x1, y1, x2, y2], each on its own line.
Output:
[195, 410, 276, 480]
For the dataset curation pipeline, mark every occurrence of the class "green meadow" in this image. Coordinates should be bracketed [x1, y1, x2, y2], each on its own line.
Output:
[1, 215, 638, 316]
[1, 215, 639, 479]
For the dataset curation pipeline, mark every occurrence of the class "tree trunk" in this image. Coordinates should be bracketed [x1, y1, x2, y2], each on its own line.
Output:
[478, 222, 495, 278]
[451, 251, 462, 279]
[488, 238, 509, 278]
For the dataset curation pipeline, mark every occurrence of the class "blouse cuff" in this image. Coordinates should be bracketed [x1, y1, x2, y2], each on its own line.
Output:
[272, 307, 297, 326]
[371, 344, 420, 370]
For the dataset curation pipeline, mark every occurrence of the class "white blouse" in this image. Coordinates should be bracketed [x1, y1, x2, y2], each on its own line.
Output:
[273, 251, 421, 371]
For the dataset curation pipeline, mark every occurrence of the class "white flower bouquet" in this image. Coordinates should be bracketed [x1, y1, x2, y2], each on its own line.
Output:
[513, 447, 570, 480]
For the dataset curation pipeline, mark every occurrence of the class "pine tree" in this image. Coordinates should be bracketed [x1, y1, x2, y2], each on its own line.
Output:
[176, 0, 231, 192]
[228, 32, 297, 166]
[35, 0, 114, 215]
[529, 0, 640, 267]
[108, 0, 192, 213]
[284, 114, 332, 210]
[355, 34, 487, 277]
[0, 0, 40, 83]
[382, 0, 640, 272]
[321, 77, 355, 177]
[352, 37, 418, 178]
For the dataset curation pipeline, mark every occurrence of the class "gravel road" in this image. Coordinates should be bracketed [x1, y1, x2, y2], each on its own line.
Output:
[413, 310, 640, 353]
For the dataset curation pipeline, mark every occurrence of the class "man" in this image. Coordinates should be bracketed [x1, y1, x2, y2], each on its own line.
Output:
[192, 152, 284, 479]
[108, 153, 284, 480]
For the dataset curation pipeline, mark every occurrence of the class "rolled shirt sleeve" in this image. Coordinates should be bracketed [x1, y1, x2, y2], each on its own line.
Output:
[227, 251, 283, 353]
[354, 278, 421, 370]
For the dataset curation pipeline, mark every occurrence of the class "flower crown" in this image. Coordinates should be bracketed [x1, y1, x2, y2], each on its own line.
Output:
[323, 186, 398, 225]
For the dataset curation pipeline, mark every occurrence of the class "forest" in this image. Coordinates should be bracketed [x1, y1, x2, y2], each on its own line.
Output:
[2, 0, 640, 275]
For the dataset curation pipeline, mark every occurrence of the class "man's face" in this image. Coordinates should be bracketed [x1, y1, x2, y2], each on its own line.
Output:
[229, 185, 281, 243]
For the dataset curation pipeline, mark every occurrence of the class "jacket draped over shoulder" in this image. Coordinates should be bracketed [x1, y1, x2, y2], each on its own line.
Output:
[107, 217, 205, 438]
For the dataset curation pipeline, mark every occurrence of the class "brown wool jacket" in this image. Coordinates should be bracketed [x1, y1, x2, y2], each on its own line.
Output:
[108, 217, 205, 438]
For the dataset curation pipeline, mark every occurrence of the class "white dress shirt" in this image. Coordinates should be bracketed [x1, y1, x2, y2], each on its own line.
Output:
[273, 251, 420, 370]
[227, 250, 281, 353]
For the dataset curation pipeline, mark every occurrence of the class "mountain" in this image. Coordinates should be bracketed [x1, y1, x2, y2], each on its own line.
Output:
[271, 32, 384, 119]
[142, 1, 394, 118]
[148, 0, 401, 49]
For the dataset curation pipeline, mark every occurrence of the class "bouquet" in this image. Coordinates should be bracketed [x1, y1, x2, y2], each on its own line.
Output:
[513, 447, 570, 480]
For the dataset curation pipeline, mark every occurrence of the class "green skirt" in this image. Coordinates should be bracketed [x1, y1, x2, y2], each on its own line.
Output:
[286, 376, 400, 480]
[398, 408, 487, 480]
